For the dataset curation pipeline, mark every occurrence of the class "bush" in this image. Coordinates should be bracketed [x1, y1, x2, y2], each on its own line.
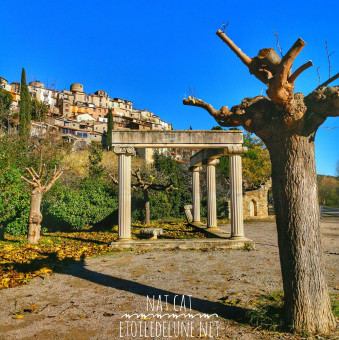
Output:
[44, 179, 118, 231]
[0, 168, 30, 235]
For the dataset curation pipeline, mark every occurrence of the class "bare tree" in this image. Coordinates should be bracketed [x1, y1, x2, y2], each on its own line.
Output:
[21, 165, 63, 244]
[111, 169, 177, 225]
[183, 29, 338, 333]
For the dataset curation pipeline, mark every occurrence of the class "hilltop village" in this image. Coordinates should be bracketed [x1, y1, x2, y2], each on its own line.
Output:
[0, 76, 173, 161]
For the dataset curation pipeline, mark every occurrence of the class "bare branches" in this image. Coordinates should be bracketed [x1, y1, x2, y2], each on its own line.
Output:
[313, 65, 321, 86]
[111, 168, 177, 193]
[43, 169, 63, 193]
[21, 165, 63, 192]
[274, 30, 284, 57]
[325, 41, 335, 79]
[183, 98, 224, 118]
[221, 21, 229, 33]
[109, 173, 118, 185]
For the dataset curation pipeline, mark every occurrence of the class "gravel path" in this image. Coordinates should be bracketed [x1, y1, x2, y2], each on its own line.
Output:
[0, 219, 338, 340]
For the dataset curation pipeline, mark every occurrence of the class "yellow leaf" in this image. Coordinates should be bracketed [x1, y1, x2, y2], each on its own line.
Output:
[12, 315, 24, 319]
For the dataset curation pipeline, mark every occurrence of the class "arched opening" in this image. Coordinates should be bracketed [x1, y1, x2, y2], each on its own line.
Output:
[250, 199, 258, 217]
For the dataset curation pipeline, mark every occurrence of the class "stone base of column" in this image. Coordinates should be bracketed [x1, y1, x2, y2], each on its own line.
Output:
[230, 235, 247, 241]
[116, 237, 132, 242]
[192, 220, 203, 226]
[206, 226, 221, 231]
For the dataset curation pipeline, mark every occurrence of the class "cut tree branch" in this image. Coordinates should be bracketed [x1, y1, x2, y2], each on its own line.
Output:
[43, 170, 63, 192]
[21, 176, 38, 187]
[288, 61, 313, 84]
[216, 30, 308, 105]
[316, 73, 339, 89]
[277, 38, 306, 83]
[216, 29, 252, 66]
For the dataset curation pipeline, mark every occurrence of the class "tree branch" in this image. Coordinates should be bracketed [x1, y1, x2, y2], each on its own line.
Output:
[39, 164, 45, 180]
[43, 170, 63, 192]
[288, 61, 313, 84]
[109, 173, 118, 185]
[278, 38, 306, 83]
[150, 183, 178, 191]
[183, 97, 253, 129]
[216, 29, 252, 67]
[21, 176, 38, 187]
[26, 168, 36, 180]
[31, 167, 40, 179]
[215, 29, 307, 105]
[316, 72, 339, 89]
[305, 86, 339, 118]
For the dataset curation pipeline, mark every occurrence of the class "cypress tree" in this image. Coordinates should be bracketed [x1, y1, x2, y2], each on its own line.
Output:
[106, 108, 114, 149]
[19, 68, 31, 137]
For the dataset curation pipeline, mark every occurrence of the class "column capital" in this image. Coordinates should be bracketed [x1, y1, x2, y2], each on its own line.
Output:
[189, 166, 202, 172]
[113, 145, 135, 156]
[207, 158, 219, 166]
[226, 146, 248, 155]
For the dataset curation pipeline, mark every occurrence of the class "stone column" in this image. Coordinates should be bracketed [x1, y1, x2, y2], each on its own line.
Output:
[191, 166, 201, 224]
[114, 145, 135, 241]
[206, 159, 219, 229]
[229, 146, 247, 239]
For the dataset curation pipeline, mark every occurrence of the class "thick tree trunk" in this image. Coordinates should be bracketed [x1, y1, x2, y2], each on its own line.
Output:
[143, 190, 151, 226]
[27, 188, 43, 244]
[267, 134, 335, 333]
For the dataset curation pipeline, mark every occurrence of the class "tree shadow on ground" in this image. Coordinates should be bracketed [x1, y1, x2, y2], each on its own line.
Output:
[6, 252, 249, 324]
[62, 256, 249, 323]
[48, 234, 112, 245]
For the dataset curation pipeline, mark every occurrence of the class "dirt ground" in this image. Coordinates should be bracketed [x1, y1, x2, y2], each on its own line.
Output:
[0, 218, 338, 340]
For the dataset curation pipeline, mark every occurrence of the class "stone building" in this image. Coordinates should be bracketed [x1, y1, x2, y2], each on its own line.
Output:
[241, 179, 271, 219]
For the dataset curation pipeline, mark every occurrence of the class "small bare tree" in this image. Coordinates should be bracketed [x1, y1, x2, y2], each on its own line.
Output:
[21, 165, 63, 244]
[111, 168, 177, 225]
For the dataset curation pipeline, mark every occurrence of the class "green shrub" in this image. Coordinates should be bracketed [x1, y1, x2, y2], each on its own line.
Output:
[44, 179, 118, 231]
[0, 168, 30, 236]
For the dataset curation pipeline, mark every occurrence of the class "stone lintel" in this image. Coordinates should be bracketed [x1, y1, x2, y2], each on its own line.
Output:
[111, 130, 243, 148]
[190, 146, 248, 167]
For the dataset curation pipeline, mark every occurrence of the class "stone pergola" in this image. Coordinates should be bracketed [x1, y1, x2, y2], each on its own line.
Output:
[189, 146, 247, 238]
[111, 130, 247, 241]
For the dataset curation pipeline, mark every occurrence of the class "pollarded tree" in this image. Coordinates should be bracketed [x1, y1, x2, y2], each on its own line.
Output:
[21, 165, 63, 244]
[183, 29, 338, 333]
[111, 168, 177, 225]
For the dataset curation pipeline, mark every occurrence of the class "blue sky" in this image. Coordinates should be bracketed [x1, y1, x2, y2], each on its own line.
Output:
[0, 0, 338, 175]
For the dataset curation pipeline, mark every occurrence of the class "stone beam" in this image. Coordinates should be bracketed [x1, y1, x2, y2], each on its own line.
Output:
[190, 146, 248, 167]
[111, 130, 243, 148]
